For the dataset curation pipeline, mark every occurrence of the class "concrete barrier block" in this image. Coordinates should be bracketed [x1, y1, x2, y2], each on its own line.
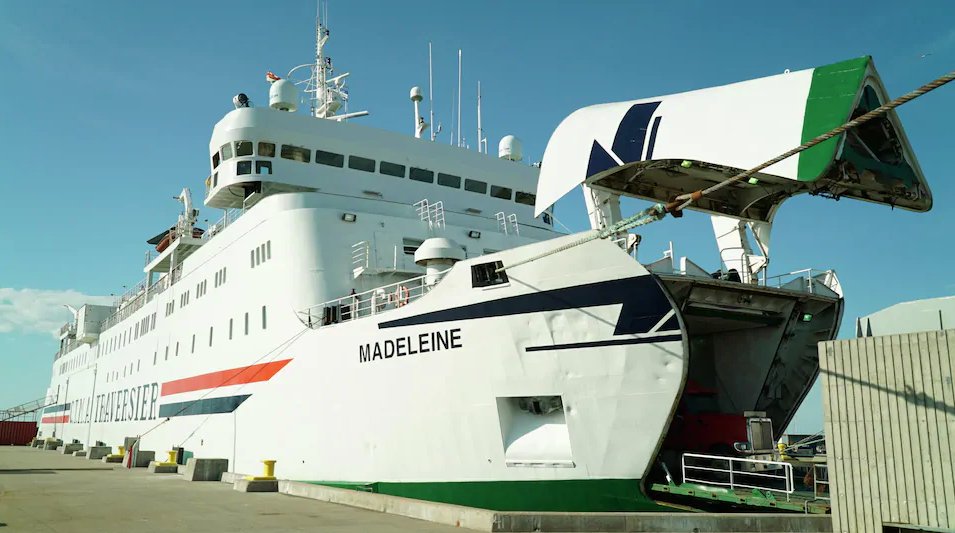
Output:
[87, 446, 110, 460]
[177, 464, 187, 474]
[72, 450, 87, 457]
[43, 439, 63, 450]
[277, 480, 497, 531]
[132, 450, 155, 468]
[147, 461, 179, 474]
[220, 472, 247, 484]
[61, 443, 83, 455]
[184, 458, 229, 481]
[234, 479, 279, 492]
[102, 455, 123, 463]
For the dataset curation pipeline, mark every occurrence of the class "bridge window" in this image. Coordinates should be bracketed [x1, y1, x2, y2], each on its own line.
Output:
[237, 161, 252, 175]
[380, 161, 405, 177]
[472, 261, 508, 288]
[490, 185, 512, 200]
[258, 142, 275, 157]
[315, 149, 344, 167]
[515, 191, 536, 206]
[212, 152, 220, 169]
[465, 179, 487, 194]
[281, 145, 311, 163]
[348, 155, 376, 173]
[262, 306, 267, 330]
[409, 167, 434, 183]
[256, 161, 272, 174]
[235, 141, 253, 157]
[213, 173, 218, 187]
[437, 173, 461, 188]
[221, 143, 233, 161]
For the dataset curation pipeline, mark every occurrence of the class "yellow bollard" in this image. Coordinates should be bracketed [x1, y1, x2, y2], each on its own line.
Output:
[118, 445, 126, 456]
[245, 459, 277, 481]
[167, 451, 177, 464]
[777, 441, 790, 461]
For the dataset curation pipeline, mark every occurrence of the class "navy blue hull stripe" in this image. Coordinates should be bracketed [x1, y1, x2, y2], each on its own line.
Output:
[612, 102, 661, 164]
[645, 116, 663, 160]
[43, 403, 70, 413]
[379, 276, 674, 336]
[525, 333, 683, 352]
[158, 394, 251, 418]
[586, 140, 620, 179]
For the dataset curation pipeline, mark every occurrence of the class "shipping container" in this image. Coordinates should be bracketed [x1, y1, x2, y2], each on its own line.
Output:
[819, 329, 955, 533]
[0, 421, 38, 445]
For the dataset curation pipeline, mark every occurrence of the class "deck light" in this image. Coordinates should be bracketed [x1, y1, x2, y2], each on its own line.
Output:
[341, 213, 357, 222]
[468, 230, 481, 239]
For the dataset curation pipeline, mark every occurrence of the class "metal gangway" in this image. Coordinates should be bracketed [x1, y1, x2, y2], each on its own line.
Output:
[1, 395, 57, 423]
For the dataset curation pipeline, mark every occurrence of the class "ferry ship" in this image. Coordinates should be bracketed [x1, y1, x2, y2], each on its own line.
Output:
[39, 8, 932, 512]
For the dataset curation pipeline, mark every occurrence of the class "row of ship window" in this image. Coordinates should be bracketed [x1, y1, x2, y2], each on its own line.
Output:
[212, 140, 537, 206]
[102, 307, 269, 383]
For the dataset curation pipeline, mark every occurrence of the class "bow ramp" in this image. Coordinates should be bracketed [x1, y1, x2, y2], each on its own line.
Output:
[535, 56, 932, 222]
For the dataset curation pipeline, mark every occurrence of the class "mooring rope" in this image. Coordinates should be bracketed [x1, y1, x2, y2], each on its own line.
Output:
[497, 67, 955, 273]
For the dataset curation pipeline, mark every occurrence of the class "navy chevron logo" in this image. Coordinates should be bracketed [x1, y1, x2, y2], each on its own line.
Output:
[586, 102, 662, 179]
[378, 275, 675, 337]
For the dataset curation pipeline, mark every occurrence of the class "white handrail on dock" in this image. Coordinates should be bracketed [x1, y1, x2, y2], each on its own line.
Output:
[682, 452, 795, 499]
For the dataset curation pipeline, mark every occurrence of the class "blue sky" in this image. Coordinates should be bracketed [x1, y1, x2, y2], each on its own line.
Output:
[1, 0, 953, 434]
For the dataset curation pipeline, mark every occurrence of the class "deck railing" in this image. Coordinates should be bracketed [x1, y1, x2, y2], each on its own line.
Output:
[297, 270, 449, 328]
[682, 452, 795, 499]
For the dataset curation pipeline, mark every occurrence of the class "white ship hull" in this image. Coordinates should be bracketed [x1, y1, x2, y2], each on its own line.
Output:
[41, 194, 687, 511]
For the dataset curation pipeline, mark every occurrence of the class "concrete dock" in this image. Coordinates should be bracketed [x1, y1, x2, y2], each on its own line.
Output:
[0, 446, 465, 532]
[0, 446, 833, 532]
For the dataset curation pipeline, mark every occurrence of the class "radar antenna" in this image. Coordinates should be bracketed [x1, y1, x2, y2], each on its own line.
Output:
[286, 1, 368, 121]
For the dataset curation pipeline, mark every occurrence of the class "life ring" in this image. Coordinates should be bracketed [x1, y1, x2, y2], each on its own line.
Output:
[156, 234, 171, 253]
[393, 285, 410, 307]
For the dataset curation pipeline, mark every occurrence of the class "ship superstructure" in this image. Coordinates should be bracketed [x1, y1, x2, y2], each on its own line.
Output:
[40, 9, 932, 512]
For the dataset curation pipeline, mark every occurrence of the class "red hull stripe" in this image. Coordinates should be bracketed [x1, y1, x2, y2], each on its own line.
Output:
[160, 359, 292, 397]
[41, 415, 69, 424]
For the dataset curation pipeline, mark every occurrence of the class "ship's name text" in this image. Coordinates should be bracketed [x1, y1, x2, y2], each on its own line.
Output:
[63, 383, 161, 424]
[359, 328, 462, 363]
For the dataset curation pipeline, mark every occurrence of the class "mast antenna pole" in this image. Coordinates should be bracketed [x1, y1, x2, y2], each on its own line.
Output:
[429, 42, 435, 141]
[457, 49, 462, 147]
[477, 80, 482, 153]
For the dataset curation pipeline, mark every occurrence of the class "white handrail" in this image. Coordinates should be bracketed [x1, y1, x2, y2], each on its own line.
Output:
[297, 269, 449, 328]
[681, 452, 795, 499]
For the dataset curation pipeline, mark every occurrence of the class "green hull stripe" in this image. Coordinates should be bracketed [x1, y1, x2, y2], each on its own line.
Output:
[302, 478, 670, 512]
[798, 56, 870, 181]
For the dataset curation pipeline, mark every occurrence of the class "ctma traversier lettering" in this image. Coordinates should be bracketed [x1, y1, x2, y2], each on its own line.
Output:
[360, 328, 462, 363]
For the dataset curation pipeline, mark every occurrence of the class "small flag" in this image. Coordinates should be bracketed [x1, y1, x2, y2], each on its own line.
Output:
[266, 71, 280, 83]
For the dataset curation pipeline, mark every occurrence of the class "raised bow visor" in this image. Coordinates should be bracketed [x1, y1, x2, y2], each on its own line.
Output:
[535, 57, 932, 222]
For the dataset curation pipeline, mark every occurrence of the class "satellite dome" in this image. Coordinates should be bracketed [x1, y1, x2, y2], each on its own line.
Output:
[499, 135, 523, 162]
[269, 79, 299, 112]
[410, 86, 424, 102]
